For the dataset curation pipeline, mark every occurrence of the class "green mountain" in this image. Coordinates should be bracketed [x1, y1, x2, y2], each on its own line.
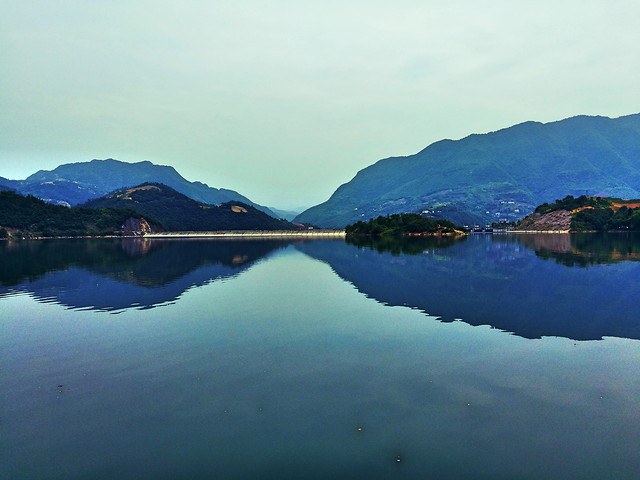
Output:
[10, 158, 278, 217]
[0, 190, 153, 238]
[295, 113, 640, 227]
[81, 183, 296, 231]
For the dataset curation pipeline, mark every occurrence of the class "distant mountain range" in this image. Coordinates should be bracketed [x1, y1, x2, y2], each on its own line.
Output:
[0, 158, 279, 218]
[295, 113, 640, 227]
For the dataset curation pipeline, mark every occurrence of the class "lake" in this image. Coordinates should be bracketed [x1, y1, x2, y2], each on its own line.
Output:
[2, 234, 639, 479]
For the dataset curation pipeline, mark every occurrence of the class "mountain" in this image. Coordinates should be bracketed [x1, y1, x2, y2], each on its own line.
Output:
[295, 113, 640, 228]
[0, 176, 19, 192]
[9, 158, 278, 217]
[0, 190, 155, 238]
[81, 183, 295, 231]
[268, 207, 302, 221]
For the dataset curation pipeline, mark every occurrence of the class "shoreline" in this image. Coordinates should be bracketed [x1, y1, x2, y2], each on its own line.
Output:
[493, 230, 571, 234]
[143, 229, 346, 239]
[0, 229, 346, 241]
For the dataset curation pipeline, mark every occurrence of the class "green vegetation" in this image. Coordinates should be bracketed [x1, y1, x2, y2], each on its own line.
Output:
[82, 183, 295, 231]
[0, 190, 148, 237]
[527, 195, 640, 232]
[345, 213, 464, 236]
[534, 195, 612, 214]
[572, 205, 640, 231]
[0, 183, 295, 238]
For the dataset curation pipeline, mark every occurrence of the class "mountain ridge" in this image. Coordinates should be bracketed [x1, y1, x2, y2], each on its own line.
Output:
[295, 113, 640, 227]
[5, 158, 279, 218]
[81, 182, 295, 231]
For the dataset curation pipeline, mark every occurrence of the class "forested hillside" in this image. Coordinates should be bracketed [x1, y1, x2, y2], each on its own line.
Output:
[0, 191, 151, 238]
[81, 183, 295, 231]
[295, 113, 640, 228]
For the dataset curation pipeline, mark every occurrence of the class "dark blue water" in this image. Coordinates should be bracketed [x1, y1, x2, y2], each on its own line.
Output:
[2, 235, 639, 479]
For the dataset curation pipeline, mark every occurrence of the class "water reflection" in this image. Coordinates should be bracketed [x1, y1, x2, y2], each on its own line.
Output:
[0, 238, 289, 312]
[3, 234, 639, 338]
[517, 232, 640, 266]
[297, 234, 640, 340]
[346, 234, 464, 255]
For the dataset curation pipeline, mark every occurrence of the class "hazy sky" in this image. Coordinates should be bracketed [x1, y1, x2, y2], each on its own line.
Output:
[1, 1, 638, 209]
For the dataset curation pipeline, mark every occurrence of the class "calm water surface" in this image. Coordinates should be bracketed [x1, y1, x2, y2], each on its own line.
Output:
[1, 235, 639, 479]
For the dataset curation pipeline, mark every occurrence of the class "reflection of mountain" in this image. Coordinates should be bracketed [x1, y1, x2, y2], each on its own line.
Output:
[0, 239, 287, 312]
[297, 235, 640, 341]
[516, 232, 640, 266]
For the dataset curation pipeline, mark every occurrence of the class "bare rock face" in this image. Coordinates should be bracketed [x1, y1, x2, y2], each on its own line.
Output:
[121, 217, 161, 236]
[516, 210, 572, 232]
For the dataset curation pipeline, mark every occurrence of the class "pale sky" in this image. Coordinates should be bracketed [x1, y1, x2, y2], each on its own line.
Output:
[1, 1, 638, 210]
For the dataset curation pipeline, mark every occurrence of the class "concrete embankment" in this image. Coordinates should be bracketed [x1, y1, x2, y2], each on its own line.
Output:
[143, 229, 345, 239]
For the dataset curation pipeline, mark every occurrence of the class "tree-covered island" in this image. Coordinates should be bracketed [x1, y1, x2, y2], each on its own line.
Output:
[345, 213, 466, 236]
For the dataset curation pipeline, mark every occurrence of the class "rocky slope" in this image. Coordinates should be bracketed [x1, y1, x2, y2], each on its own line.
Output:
[514, 210, 572, 232]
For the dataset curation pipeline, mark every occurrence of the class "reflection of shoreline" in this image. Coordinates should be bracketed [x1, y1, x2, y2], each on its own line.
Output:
[512, 232, 640, 266]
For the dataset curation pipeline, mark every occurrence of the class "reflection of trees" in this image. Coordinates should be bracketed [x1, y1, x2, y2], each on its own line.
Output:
[514, 233, 640, 267]
[0, 238, 288, 287]
[345, 235, 465, 255]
